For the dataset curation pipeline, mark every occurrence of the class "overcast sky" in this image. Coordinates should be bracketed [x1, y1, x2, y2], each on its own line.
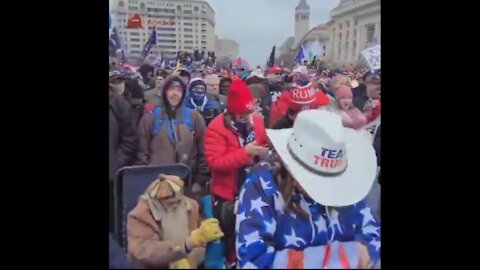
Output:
[206, 0, 340, 67]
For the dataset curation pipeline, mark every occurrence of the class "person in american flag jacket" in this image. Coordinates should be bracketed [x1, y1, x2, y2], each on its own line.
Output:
[236, 110, 381, 269]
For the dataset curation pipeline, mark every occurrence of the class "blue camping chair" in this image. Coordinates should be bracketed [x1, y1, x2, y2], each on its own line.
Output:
[113, 164, 191, 250]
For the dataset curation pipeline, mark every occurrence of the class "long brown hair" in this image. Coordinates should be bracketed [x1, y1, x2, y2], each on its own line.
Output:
[274, 164, 310, 220]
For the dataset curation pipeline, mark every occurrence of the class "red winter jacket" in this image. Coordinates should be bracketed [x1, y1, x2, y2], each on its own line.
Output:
[269, 91, 290, 128]
[205, 113, 268, 201]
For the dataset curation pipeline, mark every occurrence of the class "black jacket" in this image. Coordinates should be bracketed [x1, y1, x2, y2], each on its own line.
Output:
[353, 84, 369, 111]
[272, 114, 294, 130]
[109, 94, 139, 181]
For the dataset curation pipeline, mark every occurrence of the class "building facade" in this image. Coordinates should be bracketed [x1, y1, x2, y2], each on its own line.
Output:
[294, 0, 310, 48]
[328, 0, 380, 65]
[215, 36, 239, 60]
[111, 0, 215, 59]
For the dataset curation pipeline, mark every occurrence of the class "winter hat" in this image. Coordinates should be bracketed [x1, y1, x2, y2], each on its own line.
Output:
[188, 77, 207, 92]
[334, 85, 353, 100]
[267, 65, 283, 75]
[288, 83, 318, 111]
[247, 69, 266, 80]
[147, 174, 184, 201]
[205, 74, 220, 85]
[227, 79, 255, 115]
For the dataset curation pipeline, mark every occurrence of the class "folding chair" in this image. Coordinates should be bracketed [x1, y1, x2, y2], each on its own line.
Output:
[113, 164, 191, 250]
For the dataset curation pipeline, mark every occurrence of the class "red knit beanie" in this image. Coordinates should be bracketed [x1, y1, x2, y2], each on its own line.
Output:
[227, 79, 255, 115]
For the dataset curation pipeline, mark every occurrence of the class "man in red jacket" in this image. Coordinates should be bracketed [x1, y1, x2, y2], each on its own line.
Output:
[204, 79, 268, 267]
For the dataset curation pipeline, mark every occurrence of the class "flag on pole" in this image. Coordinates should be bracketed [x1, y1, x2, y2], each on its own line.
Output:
[140, 26, 157, 60]
[267, 46, 276, 68]
[295, 45, 306, 65]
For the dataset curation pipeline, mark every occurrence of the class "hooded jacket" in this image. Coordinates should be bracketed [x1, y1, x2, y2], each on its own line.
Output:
[109, 93, 139, 181]
[136, 76, 210, 186]
[185, 78, 221, 126]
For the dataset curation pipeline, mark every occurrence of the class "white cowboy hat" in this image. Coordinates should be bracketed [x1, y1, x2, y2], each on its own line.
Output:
[247, 68, 266, 79]
[266, 110, 377, 206]
[292, 65, 308, 75]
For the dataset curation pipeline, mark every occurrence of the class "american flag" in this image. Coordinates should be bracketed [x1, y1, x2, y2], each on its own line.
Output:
[140, 26, 157, 60]
[295, 45, 306, 65]
[236, 165, 381, 269]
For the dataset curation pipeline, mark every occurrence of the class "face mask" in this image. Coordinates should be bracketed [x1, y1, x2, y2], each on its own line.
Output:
[109, 82, 125, 95]
[234, 121, 247, 133]
[295, 74, 309, 86]
[189, 91, 205, 102]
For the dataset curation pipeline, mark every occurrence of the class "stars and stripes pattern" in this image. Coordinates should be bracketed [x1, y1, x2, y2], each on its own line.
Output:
[140, 27, 157, 60]
[236, 165, 381, 269]
[295, 45, 306, 65]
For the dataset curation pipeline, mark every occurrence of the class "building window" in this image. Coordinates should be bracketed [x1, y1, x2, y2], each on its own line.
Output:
[339, 23, 342, 30]
[140, 3, 145, 10]
[346, 20, 350, 28]
[194, 6, 199, 12]
[202, 5, 205, 9]
[339, 33, 342, 41]
[201, 30, 206, 33]
[353, 41, 357, 55]
[184, 10, 193, 14]
[130, 32, 140, 36]
[184, 22, 193, 26]
[346, 31, 349, 39]
[337, 44, 341, 60]
[158, 33, 176, 37]
[201, 11, 206, 14]
[344, 42, 348, 60]
[201, 41, 206, 44]
[130, 44, 141, 48]
[158, 45, 176, 49]
[184, 28, 193, 32]
[201, 23, 206, 27]
[184, 34, 193, 38]
[157, 27, 176, 31]
[130, 38, 140, 42]
[185, 40, 194, 44]
[119, 1, 125, 7]
[366, 24, 375, 42]
[185, 46, 194, 50]
[130, 50, 141, 54]
[201, 46, 206, 50]
[159, 40, 177, 43]
[177, 5, 182, 12]
[202, 35, 206, 39]
[128, 6, 138, 11]
[354, 29, 357, 37]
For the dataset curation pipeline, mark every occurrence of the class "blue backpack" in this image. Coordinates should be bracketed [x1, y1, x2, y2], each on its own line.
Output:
[151, 106, 195, 140]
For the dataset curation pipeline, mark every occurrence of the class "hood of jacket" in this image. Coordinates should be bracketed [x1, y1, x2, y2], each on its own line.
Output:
[161, 75, 188, 116]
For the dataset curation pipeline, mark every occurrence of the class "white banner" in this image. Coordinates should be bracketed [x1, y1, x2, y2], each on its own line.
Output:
[361, 45, 380, 70]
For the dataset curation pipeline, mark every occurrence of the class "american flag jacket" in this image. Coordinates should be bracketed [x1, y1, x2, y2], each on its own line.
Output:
[235, 165, 381, 269]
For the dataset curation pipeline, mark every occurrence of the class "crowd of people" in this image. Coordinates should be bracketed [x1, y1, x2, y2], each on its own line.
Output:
[109, 54, 381, 269]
